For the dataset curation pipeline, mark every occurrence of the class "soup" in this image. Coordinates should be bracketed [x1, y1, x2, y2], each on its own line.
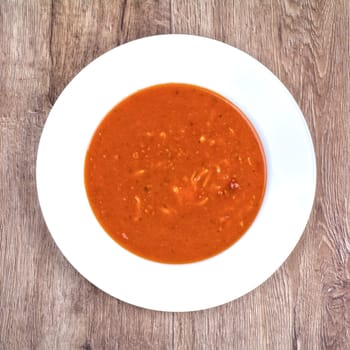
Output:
[85, 83, 266, 263]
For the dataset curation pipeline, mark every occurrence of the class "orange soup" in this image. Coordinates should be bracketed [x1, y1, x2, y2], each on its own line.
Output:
[85, 83, 266, 263]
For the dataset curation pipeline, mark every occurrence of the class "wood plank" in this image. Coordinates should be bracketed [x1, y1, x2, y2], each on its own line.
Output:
[0, 1, 54, 349]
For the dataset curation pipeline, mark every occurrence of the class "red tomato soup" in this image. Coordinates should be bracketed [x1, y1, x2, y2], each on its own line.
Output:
[85, 83, 266, 264]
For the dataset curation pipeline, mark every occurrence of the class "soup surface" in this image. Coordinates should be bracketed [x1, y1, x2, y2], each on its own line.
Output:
[85, 83, 266, 264]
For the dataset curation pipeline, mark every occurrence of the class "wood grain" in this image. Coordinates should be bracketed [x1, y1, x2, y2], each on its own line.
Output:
[1, 0, 349, 349]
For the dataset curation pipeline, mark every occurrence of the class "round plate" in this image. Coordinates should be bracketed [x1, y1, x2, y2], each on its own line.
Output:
[36, 34, 316, 312]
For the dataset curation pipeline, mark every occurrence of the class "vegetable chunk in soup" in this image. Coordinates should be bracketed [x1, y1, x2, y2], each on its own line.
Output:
[85, 83, 266, 264]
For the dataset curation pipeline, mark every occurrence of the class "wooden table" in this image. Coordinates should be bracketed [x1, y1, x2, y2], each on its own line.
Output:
[1, 1, 349, 349]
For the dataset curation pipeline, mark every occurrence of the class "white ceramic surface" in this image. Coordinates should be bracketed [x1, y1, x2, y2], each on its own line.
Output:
[36, 34, 316, 312]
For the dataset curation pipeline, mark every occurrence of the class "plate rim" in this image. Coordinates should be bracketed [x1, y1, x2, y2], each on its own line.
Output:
[36, 34, 317, 312]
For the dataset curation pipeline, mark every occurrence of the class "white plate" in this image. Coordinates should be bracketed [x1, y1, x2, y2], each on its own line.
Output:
[36, 34, 316, 312]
